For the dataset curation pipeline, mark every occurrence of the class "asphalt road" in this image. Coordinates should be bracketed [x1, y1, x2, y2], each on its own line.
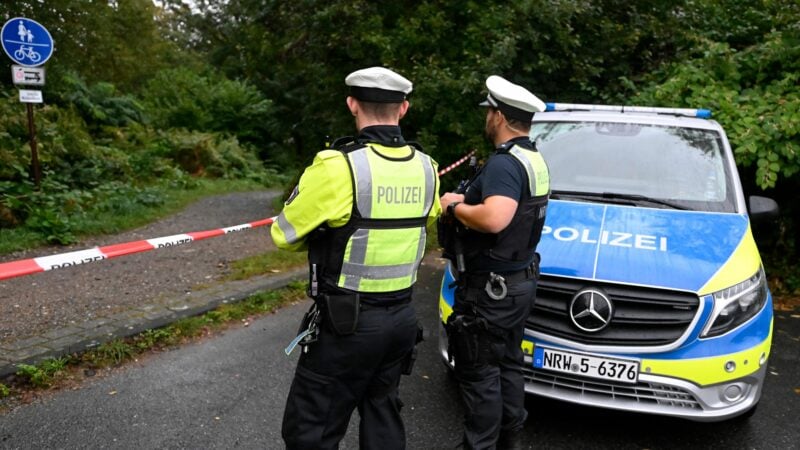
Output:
[1, 257, 798, 449]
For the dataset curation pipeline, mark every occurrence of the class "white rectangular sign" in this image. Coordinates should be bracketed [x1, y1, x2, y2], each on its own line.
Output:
[19, 89, 43, 103]
[11, 65, 45, 86]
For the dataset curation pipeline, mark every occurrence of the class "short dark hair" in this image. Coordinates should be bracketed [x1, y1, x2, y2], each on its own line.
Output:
[491, 107, 532, 133]
[506, 117, 532, 132]
[357, 101, 403, 122]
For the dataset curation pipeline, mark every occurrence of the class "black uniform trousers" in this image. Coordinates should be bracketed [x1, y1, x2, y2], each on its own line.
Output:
[282, 301, 418, 450]
[451, 277, 536, 450]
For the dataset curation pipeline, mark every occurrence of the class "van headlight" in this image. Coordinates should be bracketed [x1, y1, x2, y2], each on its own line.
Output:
[702, 267, 768, 338]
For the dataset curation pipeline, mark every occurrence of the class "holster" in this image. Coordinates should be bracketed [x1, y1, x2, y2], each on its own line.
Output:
[323, 293, 360, 336]
[401, 324, 425, 376]
[445, 313, 504, 367]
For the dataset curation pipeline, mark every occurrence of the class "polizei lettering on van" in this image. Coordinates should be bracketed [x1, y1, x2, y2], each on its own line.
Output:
[542, 226, 668, 252]
[376, 185, 422, 204]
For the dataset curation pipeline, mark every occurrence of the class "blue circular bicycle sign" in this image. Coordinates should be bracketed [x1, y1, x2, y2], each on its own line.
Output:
[1, 17, 54, 67]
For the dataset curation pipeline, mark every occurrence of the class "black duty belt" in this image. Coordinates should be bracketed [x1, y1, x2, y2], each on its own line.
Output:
[360, 297, 412, 311]
[463, 265, 536, 289]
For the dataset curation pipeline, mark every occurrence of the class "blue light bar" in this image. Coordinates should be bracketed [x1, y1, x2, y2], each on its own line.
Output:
[695, 109, 712, 119]
[544, 103, 712, 119]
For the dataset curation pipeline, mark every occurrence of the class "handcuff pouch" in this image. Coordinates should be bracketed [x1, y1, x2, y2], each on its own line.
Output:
[323, 293, 360, 335]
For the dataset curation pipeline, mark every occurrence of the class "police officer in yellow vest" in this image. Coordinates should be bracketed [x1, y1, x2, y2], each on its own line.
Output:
[439, 76, 549, 450]
[272, 66, 441, 450]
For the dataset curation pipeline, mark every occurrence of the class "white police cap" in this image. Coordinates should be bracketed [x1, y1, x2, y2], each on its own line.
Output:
[479, 75, 545, 122]
[345, 67, 412, 103]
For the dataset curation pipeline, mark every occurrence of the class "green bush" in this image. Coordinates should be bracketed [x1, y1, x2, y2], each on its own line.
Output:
[0, 76, 273, 245]
[53, 72, 145, 129]
[140, 67, 276, 148]
[147, 129, 263, 179]
[632, 30, 800, 191]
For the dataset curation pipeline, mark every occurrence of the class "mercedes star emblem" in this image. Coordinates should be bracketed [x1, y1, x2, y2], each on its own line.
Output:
[569, 289, 613, 332]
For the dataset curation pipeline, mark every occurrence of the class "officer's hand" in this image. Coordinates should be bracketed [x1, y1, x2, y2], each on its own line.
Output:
[440, 192, 465, 215]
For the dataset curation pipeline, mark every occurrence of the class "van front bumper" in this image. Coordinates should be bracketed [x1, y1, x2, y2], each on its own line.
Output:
[520, 356, 766, 422]
[437, 317, 771, 422]
[518, 329, 772, 422]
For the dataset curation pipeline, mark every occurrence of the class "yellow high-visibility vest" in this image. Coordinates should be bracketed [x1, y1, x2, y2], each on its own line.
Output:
[508, 144, 550, 197]
[271, 142, 440, 294]
[334, 143, 437, 292]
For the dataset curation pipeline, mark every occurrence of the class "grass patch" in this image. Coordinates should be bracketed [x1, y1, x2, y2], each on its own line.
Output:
[1, 281, 307, 403]
[118, 280, 305, 358]
[0, 178, 270, 255]
[14, 357, 71, 388]
[92, 339, 137, 366]
[225, 249, 307, 280]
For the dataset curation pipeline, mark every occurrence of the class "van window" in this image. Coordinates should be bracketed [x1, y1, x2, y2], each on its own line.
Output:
[532, 121, 737, 213]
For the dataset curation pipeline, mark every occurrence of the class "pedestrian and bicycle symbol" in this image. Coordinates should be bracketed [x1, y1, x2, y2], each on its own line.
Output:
[1, 17, 54, 67]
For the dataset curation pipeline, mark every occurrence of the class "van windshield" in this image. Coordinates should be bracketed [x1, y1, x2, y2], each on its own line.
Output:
[531, 121, 737, 213]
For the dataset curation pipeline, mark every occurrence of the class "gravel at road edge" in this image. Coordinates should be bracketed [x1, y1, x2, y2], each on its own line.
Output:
[0, 191, 282, 345]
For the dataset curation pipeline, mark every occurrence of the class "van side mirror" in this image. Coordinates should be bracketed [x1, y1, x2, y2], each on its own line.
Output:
[748, 196, 779, 223]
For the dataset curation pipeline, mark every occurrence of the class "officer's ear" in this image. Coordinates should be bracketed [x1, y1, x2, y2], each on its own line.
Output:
[398, 100, 410, 120]
[346, 96, 359, 116]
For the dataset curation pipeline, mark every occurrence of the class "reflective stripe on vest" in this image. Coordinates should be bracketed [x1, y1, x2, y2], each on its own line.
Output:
[338, 145, 436, 292]
[276, 211, 300, 244]
[509, 145, 550, 197]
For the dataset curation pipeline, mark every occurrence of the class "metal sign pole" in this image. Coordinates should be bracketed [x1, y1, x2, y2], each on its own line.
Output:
[26, 102, 41, 189]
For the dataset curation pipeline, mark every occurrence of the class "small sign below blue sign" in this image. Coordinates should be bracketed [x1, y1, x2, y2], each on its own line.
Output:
[1, 17, 54, 67]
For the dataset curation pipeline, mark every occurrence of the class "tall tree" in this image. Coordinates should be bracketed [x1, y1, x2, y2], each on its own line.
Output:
[159, 0, 693, 170]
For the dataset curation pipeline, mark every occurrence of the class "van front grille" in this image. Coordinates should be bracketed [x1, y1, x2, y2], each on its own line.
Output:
[528, 276, 700, 346]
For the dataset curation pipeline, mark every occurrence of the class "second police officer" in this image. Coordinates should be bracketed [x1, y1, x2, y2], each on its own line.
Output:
[271, 67, 441, 449]
[439, 75, 550, 450]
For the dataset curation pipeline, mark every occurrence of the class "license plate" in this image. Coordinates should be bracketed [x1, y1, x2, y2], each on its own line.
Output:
[532, 346, 640, 384]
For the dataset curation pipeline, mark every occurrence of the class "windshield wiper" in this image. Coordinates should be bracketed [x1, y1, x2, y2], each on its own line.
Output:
[550, 190, 689, 210]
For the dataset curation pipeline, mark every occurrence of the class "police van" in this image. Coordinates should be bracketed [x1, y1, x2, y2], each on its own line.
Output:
[438, 103, 779, 421]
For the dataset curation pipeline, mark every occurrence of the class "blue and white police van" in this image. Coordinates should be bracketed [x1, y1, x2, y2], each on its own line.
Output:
[438, 103, 779, 421]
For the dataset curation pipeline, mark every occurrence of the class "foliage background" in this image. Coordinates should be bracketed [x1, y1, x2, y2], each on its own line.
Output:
[1, 0, 797, 292]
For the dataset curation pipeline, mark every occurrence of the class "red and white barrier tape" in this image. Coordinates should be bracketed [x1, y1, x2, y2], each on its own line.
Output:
[438, 150, 475, 176]
[0, 218, 276, 281]
[0, 150, 477, 281]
